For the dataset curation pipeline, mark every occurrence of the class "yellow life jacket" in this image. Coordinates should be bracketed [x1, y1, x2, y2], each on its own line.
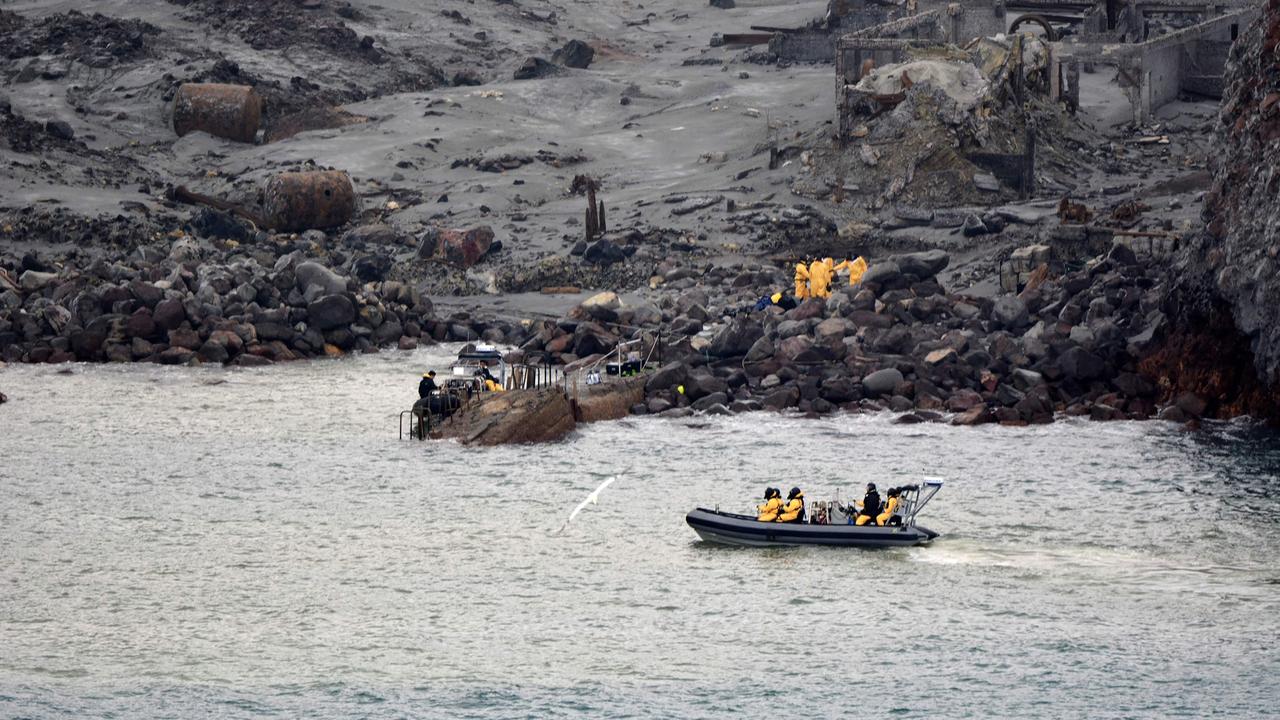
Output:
[484, 379, 504, 392]
[770, 292, 783, 304]
[756, 497, 782, 522]
[876, 495, 900, 525]
[777, 495, 804, 523]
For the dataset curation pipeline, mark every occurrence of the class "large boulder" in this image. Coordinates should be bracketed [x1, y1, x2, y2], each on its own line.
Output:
[1058, 346, 1105, 381]
[153, 297, 186, 331]
[708, 318, 763, 357]
[307, 294, 355, 331]
[580, 291, 621, 317]
[763, 385, 799, 410]
[645, 362, 689, 392]
[860, 261, 902, 290]
[583, 239, 627, 266]
[894, 250, 949, 280]
[819, 377, 860, 403]
[294, 262, 347, 296]
[438, 386, 576, 445]
[19, 270, 58, 293]
[429, 226, 495, 268]
[862, 368, 903, 398]
[552, 39, 595, 69]
[991, 296, 1029, 330]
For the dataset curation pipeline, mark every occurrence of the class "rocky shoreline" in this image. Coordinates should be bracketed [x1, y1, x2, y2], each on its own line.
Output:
[0, 235, 1213, 428]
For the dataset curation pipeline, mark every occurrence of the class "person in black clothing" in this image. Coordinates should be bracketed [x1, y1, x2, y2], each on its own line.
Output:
[418, 371, 438, 399]
[855, 482, 882, 526]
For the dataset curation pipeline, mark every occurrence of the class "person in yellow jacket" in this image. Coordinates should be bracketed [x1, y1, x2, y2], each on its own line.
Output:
[776, 487, 805, 523]
[793, 261, 810, 300]
[834, 256, 869, 286]
[876, 487, 901, 526]
[756, 487, 782, 522]
[478, 367, 505, 392]
[808, 258, 833, 299]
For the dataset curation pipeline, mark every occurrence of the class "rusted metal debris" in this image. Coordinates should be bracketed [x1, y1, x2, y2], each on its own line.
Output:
[1110, 199, 1151, 225]
[1058, 197, 1093, 224]
[261, 170, 357, 232]
[169, 185, 269, 228]
[172, 83, 262, 144]
[721, 33, 773, 45]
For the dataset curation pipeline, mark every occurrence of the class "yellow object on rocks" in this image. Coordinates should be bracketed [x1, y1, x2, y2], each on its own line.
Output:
[836, 256, 869, 286]
[808, 259, 833, 298]
[794, 262, 810, 300]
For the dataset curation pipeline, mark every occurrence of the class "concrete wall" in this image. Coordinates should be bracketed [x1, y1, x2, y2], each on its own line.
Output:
[1142, 41, 1184, 116]
[771, 32, 838, 63]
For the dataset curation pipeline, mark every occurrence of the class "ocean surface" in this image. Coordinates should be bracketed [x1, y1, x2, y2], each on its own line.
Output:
[2, 346, 1278, 719]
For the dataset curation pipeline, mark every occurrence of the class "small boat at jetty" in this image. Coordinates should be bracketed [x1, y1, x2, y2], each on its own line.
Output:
[686, 480, 943, 548]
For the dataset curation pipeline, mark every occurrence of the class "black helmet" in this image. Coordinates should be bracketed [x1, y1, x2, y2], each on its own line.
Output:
[763, 487, 772, 499]
[789, 487, 802, 499]
[866, 483, 876, 491]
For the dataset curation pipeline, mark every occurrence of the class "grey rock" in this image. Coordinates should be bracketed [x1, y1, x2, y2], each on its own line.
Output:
[862, 368, 903, 398]
[552, 39, 595, 69]
[645, 362, 689, 392]
[894, 250, 949, 280]
[991, 296, 1029, 330]
[294, 262, 347, 296]
[307, 294, 356, 331]
[1058, 346, 1105, 381]
[708, 318, 763, 357]
[860, 261, 902, 289]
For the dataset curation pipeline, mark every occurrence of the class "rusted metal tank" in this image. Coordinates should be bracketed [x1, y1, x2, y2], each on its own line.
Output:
[261, 170, 356, 232]
[172, 83, 262, 144]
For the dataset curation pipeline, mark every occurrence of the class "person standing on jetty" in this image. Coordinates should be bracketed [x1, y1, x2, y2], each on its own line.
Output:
[419, 371, 438, 398]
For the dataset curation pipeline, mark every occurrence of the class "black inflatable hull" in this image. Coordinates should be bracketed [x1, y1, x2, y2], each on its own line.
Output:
[686, 508, 938, 548]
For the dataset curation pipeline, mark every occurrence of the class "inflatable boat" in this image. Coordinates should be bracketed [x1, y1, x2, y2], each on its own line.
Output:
[686, 480, 943, 548]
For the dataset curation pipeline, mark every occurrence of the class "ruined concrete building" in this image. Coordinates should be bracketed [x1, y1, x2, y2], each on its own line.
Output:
[831, 0, 1257, 131]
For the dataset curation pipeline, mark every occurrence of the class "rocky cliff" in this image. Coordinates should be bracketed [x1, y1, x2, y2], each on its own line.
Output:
[1150, 0, 1280, 419]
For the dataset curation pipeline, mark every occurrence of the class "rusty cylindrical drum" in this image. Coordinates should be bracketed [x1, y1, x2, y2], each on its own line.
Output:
[172, 83, 262, 144]
[261, 170, 357, 232]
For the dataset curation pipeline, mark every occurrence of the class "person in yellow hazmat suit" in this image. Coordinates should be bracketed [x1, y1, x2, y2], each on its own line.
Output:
[808, 258, 833, 299]
[834, 256, 869, 286]
[849, 256, 868, 285]
[793, 261, 810, 300]
[776, 487, 805, 523]
[756, 487, 782, 522]
[876, 487, 901, 526]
